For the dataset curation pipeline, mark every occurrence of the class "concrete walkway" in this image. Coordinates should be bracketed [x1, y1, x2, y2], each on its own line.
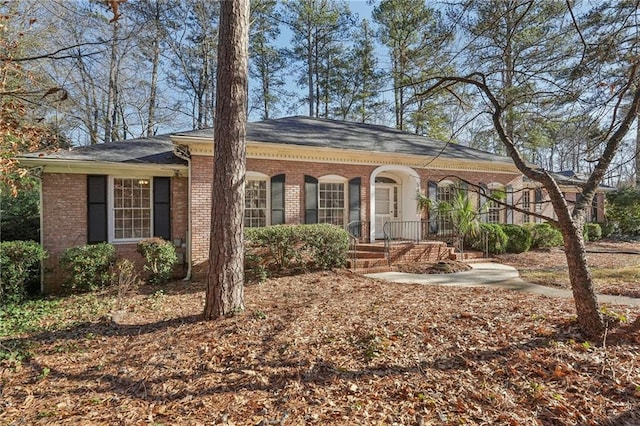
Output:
[366, 263, 640, 306]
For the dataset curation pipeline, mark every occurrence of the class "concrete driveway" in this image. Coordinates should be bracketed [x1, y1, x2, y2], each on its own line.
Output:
[366, 262, 640, 306]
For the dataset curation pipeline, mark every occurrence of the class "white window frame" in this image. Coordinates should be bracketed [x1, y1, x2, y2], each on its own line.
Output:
[108, 176, 153, 243]
[318, 175, 347, 227]
[486, 183, 505, 224]
[437, 180, 455, 232]
[245, 172, 270, 228]
[522, 190, 531, 223]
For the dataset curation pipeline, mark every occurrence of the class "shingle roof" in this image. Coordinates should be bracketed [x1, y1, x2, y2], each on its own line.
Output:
[21, 134, 186, 165]
[178, 116, 514, 164]
[22, 116, 514, 166]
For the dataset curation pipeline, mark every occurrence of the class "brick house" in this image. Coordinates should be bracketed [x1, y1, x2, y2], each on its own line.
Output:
[19, 116, 605, 291]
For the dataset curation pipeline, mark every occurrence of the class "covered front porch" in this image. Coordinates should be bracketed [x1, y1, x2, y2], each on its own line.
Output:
[346, 218, 487, 272]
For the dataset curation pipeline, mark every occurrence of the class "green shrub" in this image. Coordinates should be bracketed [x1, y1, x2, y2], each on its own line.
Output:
[501, 224, 532, 253]
[528, 223, 563, 249]
[584, 222, 602, 242]
[137, 238, 178, 284]
[464, 223, 508, 255]
[299, 224, 349, 269]
[606, 187, 640, 235]
[0, 181, 40, 242]
[245, 225, 301, 270]
[59, 243, 116, 291]
[0, 241, 46, 306]
[598, 221, 616, 238]
[480, 223, 508, 255]
[244, 252, 268, 284]
[245, 224, 349, 274]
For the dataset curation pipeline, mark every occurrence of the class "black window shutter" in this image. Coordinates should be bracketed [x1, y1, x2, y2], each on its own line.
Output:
[479, 183, 488, 222]
[87, 175, 108, 243]
[427, 181, 438, 233]
[304, 175, 318, 224]
[271, 174, 285, 225]
[348, 177, 361, 223]
[506, 185, 514, 224]
[153, 177, 171, 240]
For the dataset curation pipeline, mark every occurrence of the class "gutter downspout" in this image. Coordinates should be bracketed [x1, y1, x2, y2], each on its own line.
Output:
[174, 145, 192, 281]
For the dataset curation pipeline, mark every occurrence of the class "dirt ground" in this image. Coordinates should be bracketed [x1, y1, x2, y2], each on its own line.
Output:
[2, 260, 640, 424]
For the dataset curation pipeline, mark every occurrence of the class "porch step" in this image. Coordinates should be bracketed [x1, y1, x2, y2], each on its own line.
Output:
[347, 257, 389, 269]
[449, 250, 485, 261]
[353, 243, 387, 253]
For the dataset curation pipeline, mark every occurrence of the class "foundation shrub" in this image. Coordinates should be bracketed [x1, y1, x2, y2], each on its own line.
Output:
[528, 223, 563, 249]
[136, 238, 178, 284]
[59, 243, 116, 291]
[501, 224, 532, 253]
[0, 241, 46, 306]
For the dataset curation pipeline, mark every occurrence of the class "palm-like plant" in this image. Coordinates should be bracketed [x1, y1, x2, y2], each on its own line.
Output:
[437, 188, 480, 256]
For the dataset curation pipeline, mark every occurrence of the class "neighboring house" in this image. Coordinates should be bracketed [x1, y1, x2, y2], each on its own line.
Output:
[18, 116, 605, 291]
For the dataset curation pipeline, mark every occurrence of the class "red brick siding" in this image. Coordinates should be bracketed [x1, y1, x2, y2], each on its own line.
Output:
[41, 173, 87, 290]
[41, 173, 189, 292]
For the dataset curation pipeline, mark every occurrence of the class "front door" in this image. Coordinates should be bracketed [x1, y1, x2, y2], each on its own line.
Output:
[375, 184, 399, 239]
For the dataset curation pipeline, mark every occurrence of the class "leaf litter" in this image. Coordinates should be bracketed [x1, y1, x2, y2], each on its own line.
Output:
[1, 267, 640, 425]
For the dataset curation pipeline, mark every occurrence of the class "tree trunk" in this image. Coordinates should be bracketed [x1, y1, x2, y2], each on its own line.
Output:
[635, 111, 640, 186]
[104, 22, 119, 143]
[146, 14, 160, 137]
[561, 222, 604, 337]
[203, 0, 249, 320]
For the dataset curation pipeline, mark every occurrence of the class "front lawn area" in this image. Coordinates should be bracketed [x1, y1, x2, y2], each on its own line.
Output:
[496, 240, 640, 298]
[1, 270, 639, 424]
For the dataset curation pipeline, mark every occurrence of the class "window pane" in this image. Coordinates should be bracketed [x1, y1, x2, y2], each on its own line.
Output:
[113, 178, 152, 240]
[245, 179, 267, 227]
[319, 182, 345, 226]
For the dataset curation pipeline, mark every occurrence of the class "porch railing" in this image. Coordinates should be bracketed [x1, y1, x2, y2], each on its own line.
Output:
[346, 221, 370, 269]
[382, 219, 490, 264]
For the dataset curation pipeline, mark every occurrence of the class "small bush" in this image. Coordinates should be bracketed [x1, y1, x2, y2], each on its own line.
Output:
[598, 221, 616, 238]
[501, 224, 532, 253]
[299, 224, 349, 269]
[244, 252, 268, 284]
[464, 223, 508, 255]
[584, 222, 602, 242]
[528, 223, 563, 249]
[245, 225, 301, 270]
[0, 241, 46, 306]
[245, 224, 349, 274]
[59, 243, 116, 291]
[137, 238, 178, 284]
[112, 258, 141, 310]
[480, 223, 508, 255]
[606, 187, 640, 235]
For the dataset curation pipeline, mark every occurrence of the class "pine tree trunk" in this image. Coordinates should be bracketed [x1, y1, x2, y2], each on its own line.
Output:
[203, 0, 249, 320]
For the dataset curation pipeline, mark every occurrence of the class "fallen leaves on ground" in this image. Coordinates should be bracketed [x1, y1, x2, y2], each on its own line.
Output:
[2, 270, 640, 425]
[496, 240, 640, 298]
[396, 260, 472, 274]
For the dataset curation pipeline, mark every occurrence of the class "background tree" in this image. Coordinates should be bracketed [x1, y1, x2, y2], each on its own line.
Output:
[249, 0, 288, 120]
[426, 1, 640, 337]
[164, 0, 219, 130]
[331, 18, 386, 122]
[373, 0, 452, 133]
[203, 0, 249, 319]
[283, 0, 353, 118]
[0, 1, 61, 191]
